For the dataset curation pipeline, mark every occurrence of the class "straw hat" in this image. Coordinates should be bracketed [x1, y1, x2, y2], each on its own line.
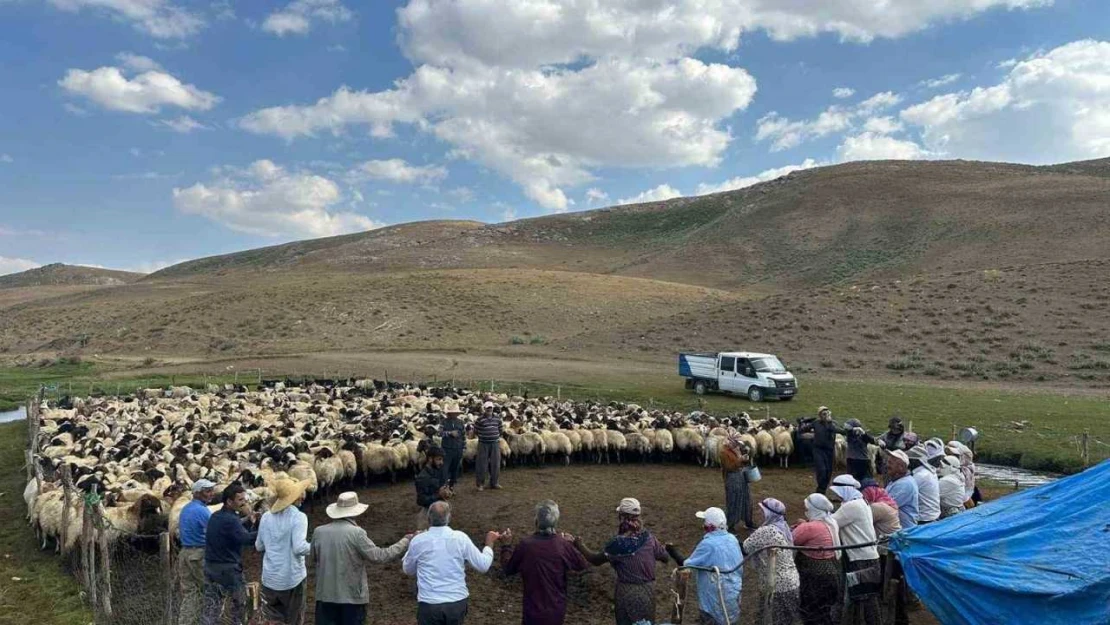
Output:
[327, 492, 369, 519]
[270, 478, 308, 513]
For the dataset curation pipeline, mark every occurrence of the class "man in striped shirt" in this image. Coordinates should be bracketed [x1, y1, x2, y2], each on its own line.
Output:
[474, 402, 503, 491]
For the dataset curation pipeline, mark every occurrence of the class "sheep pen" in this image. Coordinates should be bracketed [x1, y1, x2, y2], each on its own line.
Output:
[21, 380, 945, 625]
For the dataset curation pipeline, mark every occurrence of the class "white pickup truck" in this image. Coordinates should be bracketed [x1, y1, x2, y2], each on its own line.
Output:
[678, 351, 798, 402]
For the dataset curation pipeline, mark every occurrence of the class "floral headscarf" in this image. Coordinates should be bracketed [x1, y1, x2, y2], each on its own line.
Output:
[759, 497, 794, 545]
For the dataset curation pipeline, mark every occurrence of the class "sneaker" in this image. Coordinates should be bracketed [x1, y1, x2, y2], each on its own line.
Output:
[492, 484, 503, 490]
[477, 485, 485, 491]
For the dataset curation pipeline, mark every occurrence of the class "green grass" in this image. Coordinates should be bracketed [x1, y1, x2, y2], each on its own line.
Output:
[0, 360, 97, 412]
[0, 421, 91, 625]
[473, 376, 1109, 474]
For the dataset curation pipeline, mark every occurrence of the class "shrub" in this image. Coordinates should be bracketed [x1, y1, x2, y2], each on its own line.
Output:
[529, 336, 547, 345]
[509, 336, 525, 345]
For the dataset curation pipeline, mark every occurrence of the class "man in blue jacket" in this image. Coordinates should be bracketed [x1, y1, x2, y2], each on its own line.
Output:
[666, 507, 743, 625]
[201, 483, 258, 625]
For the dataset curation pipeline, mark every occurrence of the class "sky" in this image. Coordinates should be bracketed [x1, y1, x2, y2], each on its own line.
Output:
[1, 0, 1109, 275]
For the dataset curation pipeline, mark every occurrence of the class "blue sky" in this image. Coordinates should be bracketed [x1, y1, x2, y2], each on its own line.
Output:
[1, 0, 1109, 275]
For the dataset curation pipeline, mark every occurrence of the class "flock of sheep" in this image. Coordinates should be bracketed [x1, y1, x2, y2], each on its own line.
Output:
[23, 380, 810, 556]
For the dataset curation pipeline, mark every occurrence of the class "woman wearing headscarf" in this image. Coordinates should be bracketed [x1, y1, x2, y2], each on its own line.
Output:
[791, 494, 842, 625]
[947, 440, 978, 506]
[859, 477, 902, 539]
[742, 498, 800, 625]
[666, 507, 743, 625]
[829, 475, 883, 625]
[937, 456, 967, 518]
[573, 498, 670, 625]
[720, 437, 756, 532]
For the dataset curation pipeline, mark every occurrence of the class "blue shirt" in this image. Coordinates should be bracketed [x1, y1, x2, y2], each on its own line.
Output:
[179, 499, 212, 548]
[682, 529, 743, 625]
[887, 475, 920, 529]
[255, 506, 311, 591]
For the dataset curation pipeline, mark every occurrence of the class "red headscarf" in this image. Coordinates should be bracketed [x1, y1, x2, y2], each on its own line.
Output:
[861, 484, 899, 511]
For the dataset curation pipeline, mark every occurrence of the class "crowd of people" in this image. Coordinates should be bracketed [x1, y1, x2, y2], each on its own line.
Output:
[176, 405, 978, 625]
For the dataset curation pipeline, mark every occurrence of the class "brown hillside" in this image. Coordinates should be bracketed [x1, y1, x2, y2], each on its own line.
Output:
[0, 263, 143, 289]
[147, 159, 1110, 290]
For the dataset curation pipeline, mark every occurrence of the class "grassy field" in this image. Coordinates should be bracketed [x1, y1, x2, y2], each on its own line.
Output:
[0, 420, 91, 625]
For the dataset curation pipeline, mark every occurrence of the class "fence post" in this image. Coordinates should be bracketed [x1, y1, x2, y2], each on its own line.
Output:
[161, 532, 175, 625]
[97, 500, 112, 619]
[61, 465, 73, 556]
[83, 487, 97, 609]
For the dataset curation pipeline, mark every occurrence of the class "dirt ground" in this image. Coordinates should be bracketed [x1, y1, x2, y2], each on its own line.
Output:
[235, 462, 948, 625]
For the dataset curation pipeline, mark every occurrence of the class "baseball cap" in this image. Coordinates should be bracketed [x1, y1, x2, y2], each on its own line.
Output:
[482, 401, 495, 409]
[192, 478, 217, 492]
[885, 449, 910, 466]
[615, 497, 641, 515]
[695, 507, 727, 528]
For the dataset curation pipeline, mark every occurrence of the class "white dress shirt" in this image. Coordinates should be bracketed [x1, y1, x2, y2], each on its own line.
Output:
[255, 506, 311, 591]
[913, 466, 941, 523]
[402, 525, 493, 604]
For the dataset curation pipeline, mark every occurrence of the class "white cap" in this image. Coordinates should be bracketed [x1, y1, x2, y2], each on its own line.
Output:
[192, 478, 217, 492]
[615, 497, 641, 515]
[483, 401, 495, 409]
[885, 449, 910, 466]
[695, 507, 727, 528]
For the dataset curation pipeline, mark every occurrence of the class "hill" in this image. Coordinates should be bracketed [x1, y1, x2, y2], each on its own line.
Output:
[0, 264, 143, 289]
[2, 158, 1109, 389]
[148, 159, 1110, 290]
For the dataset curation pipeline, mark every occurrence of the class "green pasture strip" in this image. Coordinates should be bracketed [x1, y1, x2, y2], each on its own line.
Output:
[0, 421, 91, 625]
[463, 376, 1108, 474]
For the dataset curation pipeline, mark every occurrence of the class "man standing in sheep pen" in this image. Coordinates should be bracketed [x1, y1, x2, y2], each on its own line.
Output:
[177, 478, 217, 625]
[255, 479, 311, 625]
[415, 447, 453, 529]
[440, 402, 466, 488]
[475, 401, 503, 491]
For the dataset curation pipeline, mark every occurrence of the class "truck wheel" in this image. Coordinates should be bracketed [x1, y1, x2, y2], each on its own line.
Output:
[747, 386, 764, 402]
[694, 381, 707, 396]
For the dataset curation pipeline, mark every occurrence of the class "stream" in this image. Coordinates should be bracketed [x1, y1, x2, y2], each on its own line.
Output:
[0, 405, 26, 424]
[976, 463, 1058, 488]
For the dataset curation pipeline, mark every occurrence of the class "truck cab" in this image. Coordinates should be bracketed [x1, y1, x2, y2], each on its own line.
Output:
[678, 351, 798, 402]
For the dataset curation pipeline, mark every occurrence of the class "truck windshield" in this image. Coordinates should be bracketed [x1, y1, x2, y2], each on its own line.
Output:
[750, 357, 786, 373]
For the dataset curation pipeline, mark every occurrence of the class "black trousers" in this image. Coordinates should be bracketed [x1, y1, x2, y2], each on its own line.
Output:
[417, 599, 469, 625]
[443, 447, 463, 486]
[315, 601, 367, 625]
[814, 448, 834, 493]
[847, 458, 871, 481]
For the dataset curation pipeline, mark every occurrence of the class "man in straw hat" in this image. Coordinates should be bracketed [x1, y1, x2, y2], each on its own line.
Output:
[312, 491, 414, 625]
[440, 402, 467, 488]
[177, 478, 216, 625]
[255, 479, 311, 625]
[403, 501, 501, 625]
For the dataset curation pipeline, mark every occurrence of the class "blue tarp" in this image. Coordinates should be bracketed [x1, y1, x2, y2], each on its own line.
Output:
[889, 460, 1110, 625]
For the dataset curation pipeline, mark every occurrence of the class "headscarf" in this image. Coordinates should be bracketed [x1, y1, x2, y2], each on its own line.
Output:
[606, 512, 649, 556]
[949, 441, 976, 492]
[804, 494, 841, 549]
[759, 497, 794, 545]
[860, 479, 899, 510]
[830, 474, 863, 503]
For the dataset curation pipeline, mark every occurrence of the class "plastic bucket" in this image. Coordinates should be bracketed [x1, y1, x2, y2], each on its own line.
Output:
[958, 427, 979, 444]
[744, 466, 762, 483]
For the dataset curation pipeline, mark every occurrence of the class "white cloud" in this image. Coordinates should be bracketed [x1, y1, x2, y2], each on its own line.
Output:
[919, 73, 962, 89]
[857, 91, 903, 113]
[356, 159, 447, 184]
[242, 59, 757, 211]
[262, 0, 353, 36]
[585, 188, 610, 205]
[900, 39, 1110, 163]
[838, 132, 931, 161]
[172, 160, 381, 238]
[0, 256, 40, 276]
[833, 87, 855, 99]
[115, 52, 162, 72]
[446, 186, 474, 201]
[0, 154, 12, 163]
[497, 203, 517, 222]
[617, 184, 682, 205]
[47, 0, 204, 39]
[756, 91, 904, 151]
[862, 116, 904, 134]
[111, 170, 181, 180]
[696, 159, 823, 195]
[397, 0, 1051, 68]
[157, 115, 208, 133]
[59, 64, 219, 114]
[128, 258, 187, 273]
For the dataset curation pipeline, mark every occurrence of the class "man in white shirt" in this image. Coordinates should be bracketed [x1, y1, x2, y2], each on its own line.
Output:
[402, 501, 501, 625]
[255, 479, 312, 625]
[908, 446, 941, 523]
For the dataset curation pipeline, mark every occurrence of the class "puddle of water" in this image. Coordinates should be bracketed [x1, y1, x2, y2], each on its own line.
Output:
[977, 463, 1058, 488]
[0, 405, 27, 424]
